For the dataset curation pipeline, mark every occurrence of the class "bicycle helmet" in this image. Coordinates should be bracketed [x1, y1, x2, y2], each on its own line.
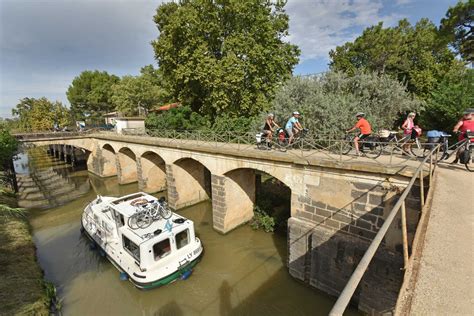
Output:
[293, 111, 300, 115]
[355, 112, 365, 117]
[267, 113, 274, 118]
[463, 108, 474, 114]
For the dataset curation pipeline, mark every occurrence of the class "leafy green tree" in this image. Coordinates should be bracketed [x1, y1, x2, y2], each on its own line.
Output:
[420, 67, 474, 132]
[152, 0, 300, 117]
[329, 19, 458, 100]
[12, 97, 71, 131]
[271, 72, 422, 136]
[0, 128, 18, 171]
[66, 70, 119, 119]
[111, 66, 166, 116]
[145, 105, 210, 131]
[439, 0, 473, 62]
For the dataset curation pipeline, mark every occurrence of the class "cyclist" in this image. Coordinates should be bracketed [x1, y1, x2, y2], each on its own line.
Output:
[285, 111, 303, 144]
[263, 113, 280, 142]
[346, 112, 372, 156]
[401, 112, 417, 151]
[452, 109, 474, 163]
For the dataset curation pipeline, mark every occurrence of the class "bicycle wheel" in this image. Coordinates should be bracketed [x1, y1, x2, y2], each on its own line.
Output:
[136, 214, 153, 229]
[362, 143, 382, 159]
[160, 205, 173, 219]
[340, 138, 352, 155]
[127, 214, 139, 230]
[410, 138, 426, 158]
[277, 139, 287, 152]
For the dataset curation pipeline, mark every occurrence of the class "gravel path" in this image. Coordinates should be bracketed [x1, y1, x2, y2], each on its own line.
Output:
[409, 164, 474, 315]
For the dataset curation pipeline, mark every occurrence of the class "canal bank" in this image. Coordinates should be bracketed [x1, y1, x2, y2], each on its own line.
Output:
[0, 215, 49, 315]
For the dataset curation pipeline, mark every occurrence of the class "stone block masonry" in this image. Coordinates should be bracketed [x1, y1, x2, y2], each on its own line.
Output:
[165, 164, 179, 209]
[211, 175, 226, 233]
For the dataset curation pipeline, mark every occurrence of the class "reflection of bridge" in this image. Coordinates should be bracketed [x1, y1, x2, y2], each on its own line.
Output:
[15, 131, 434, 314]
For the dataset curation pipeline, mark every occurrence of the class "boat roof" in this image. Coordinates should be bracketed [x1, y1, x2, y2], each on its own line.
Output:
[121, 212, 192, 245]
[107, 192, 157, 217]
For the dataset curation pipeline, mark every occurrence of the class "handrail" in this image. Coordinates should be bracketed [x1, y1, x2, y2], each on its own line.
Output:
[328, 144, 440, 316]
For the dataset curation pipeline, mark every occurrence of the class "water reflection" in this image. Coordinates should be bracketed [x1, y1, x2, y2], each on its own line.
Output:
[22, 147, 359, 316]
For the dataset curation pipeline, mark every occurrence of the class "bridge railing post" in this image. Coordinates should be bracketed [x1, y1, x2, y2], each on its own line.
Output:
[420, 168, 425, 208]
[401, 200, 409, 269]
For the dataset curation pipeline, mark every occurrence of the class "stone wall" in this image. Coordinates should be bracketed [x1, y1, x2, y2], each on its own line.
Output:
[289, 177, 422, 314]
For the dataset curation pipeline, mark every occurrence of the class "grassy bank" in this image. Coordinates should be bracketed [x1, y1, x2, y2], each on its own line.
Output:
[0, 216, 49, 315]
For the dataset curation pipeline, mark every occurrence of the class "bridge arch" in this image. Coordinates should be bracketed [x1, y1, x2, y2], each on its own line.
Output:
[139, 151, 166, 193]
[167, 157, 212, 209]
[94, 144, 118, 177]
[213, 167, 292, 234]
[117, 147, 138, 184]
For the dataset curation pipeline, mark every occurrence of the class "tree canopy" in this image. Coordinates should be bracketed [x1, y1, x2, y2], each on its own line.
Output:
[152, 0, 300, 117]
[329, 19, 459, 100]
[271, 72, 422, 135]
[11, 97, 71, 131]
[66, 70, 119, 119]
[111, 66, 166, 116]
[439, 0, 473, 62]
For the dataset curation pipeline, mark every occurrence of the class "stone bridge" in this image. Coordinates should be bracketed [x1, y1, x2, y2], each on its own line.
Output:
[20, 132, 426, 314]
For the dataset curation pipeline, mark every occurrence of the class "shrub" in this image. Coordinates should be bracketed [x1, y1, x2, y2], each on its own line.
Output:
[250, 206, 275, 233]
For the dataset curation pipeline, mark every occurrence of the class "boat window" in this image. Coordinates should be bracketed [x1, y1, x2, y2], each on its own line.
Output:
[123, 236, 140, 262]
[153, 239, 171, 261]
[175, 229, 189, 250]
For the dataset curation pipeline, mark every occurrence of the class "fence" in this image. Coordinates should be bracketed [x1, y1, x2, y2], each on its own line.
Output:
[328, 144, 440, 315]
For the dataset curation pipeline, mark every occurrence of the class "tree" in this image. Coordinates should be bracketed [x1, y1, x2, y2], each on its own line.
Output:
[66, 70, 119, 119]
[145, 105, 210, 131]
[0, 128, 18, 171]
[152, 0, 300, 117]
[11, 97, 71, 131]
[271, 72, 422, 136]
[111, 66, 166, 116]
[420, 67, 474, 132]
[329, 19, 458, 100]
[439, 0, 474, 62]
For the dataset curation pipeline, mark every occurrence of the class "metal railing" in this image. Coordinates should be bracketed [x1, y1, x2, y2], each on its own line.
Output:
[328, 144, 440, 316]
[144, 129, 434, 167]
[13, 129, 101, 141]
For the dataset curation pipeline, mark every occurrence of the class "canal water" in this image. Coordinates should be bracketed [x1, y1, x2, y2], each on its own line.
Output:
[15, 147, 359, 316]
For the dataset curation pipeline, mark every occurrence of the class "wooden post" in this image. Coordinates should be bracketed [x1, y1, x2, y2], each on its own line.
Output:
[420, 169, 425, 207]
[401, 201, 409, 269]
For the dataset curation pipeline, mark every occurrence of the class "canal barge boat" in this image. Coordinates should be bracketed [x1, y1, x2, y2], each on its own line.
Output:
[81, 192, 203, 289]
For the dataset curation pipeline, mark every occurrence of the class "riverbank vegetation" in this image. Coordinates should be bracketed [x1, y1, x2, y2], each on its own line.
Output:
[0, 127, 50, 315]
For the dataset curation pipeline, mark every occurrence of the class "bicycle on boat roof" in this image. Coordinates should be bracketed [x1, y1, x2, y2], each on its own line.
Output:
[128, 197, 173, 230]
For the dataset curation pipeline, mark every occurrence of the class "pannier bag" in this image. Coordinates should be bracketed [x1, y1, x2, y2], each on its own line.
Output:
[413, 125, 423, 137]
[459, 149, 471, 164]
[256, 133, 263, 143]
[378, 130, 391, 138]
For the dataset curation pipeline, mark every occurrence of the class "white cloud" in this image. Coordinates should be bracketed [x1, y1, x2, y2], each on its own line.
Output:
[286, 0, 405, 61]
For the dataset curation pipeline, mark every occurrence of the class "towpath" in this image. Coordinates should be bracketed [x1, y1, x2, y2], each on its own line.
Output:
[409, 165, 474, 315]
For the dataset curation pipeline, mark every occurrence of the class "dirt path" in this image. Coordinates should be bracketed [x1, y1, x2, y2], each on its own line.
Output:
[409, 164, 474, 315]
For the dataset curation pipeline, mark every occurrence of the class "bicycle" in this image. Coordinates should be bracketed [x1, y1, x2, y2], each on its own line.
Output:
[340, 133, 383, 158]
[276, 128, 309, 151]
[379, 130, 425, 157]
[431, 131, 474, 172]
[128, 197, 173, 230]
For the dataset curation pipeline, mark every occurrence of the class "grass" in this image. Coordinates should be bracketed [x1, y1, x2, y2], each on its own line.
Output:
[0, 216, 49, 315]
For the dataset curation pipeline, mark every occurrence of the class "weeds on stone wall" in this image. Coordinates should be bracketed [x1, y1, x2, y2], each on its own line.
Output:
[250, 206, 276, 233]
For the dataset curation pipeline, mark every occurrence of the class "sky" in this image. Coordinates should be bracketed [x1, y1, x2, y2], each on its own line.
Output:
[0, 0, 460, 118]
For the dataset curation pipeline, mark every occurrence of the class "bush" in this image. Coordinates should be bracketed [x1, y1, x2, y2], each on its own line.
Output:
[250, 206, 276, 233]
[271, 71, 422, 136]
[145, 105, 210, 131]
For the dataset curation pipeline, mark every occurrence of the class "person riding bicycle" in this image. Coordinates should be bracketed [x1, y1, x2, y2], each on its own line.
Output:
[285, 111, 303, 144]
[263, 113, 280, 142]
[401, 112, 417, 151]
[346, 112, 372, 156]
[452, 109, 474, 163]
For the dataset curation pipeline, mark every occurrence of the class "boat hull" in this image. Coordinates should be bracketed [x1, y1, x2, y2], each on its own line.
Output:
[81, 221, 203, 290]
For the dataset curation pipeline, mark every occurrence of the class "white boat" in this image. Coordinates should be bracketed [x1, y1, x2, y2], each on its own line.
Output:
[81, 192, 203, 289]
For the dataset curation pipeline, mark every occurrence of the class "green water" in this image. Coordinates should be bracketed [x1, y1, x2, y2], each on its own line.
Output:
[16, 147, 359, 316]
